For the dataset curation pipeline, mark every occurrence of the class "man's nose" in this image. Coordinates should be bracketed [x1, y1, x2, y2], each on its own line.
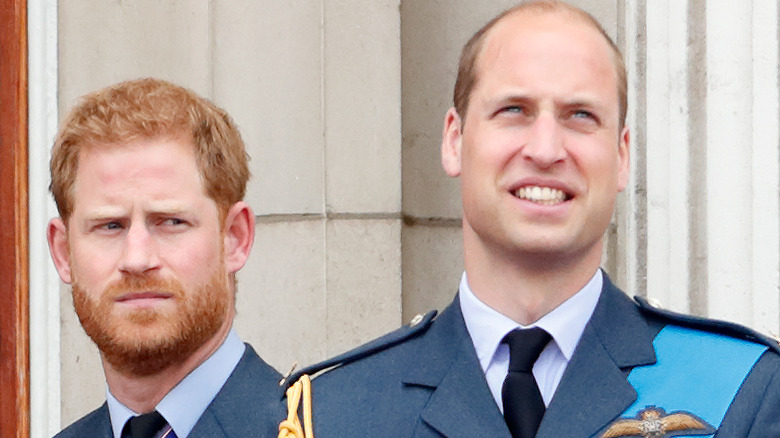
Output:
[522, 113, 566, 168]
[118, 223, 160, 275]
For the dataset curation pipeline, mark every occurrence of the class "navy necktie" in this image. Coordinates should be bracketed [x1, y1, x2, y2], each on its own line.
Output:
[121, 411, 175, 438]
[501, 327, 551, 438]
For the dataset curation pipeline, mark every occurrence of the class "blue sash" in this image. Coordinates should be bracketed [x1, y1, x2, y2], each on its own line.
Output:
[621, 325, 767, 437]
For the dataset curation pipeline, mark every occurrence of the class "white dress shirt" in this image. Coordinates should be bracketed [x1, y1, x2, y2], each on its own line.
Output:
[107, 328, 245, 438]
[459, 269, 602, 410]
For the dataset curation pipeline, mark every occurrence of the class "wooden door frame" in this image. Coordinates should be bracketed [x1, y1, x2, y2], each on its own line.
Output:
[0, 0, 30, 437]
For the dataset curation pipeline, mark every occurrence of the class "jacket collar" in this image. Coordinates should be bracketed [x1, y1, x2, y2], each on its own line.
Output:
[188, 345, 285, 437]
[403, 275, 656, 438]
[537, 275, 656, 437]
[403, 297, 512, 438]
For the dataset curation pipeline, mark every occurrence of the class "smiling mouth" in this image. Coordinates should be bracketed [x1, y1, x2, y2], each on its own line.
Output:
[513, 185, 571, 205]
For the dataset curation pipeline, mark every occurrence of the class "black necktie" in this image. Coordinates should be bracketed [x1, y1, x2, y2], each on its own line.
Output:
[501, 327, 551, 438]
[121, 411, 168, 438]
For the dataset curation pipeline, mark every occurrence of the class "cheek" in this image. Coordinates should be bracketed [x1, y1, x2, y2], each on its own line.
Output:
[161, 236, 223, 280]
[573, 146, 621, 187]
[68, 245, 116, 291]
[460, 140, 502, 179]
[470, 130, 527, 173]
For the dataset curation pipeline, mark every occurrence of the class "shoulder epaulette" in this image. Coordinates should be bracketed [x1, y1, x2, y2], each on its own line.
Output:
[635, 296, 780, 355]
[281, 310, 438, 391]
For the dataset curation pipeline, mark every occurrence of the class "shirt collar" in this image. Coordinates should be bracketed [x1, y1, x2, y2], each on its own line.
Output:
[459, 269, 603, 371]
[107, 328, 245, 438]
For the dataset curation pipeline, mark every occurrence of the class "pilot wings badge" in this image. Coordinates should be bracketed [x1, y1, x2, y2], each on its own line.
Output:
[602, 406, 716, 438]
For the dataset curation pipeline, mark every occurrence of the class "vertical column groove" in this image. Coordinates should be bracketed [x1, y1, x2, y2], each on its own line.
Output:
[687, 0, 708, 316]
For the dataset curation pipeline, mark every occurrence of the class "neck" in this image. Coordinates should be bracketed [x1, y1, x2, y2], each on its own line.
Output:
[462, 231, 602, 326]
[103, 318, 233, 414]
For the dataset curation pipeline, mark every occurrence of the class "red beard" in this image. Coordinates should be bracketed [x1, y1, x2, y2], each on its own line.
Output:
[72, 267, 230, 376]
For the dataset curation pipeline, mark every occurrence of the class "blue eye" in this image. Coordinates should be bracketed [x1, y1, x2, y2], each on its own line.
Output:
[503, 105, 525, 114]
[163, 218, 186, 226]
[104, 222, 122, 230]
[91, 221, 124, 234]
[573, 110, 594, 119]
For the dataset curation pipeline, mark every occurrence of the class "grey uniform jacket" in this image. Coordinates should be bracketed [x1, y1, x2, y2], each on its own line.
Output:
[289, 276, 780, 437]
[54, 344, 284, 438]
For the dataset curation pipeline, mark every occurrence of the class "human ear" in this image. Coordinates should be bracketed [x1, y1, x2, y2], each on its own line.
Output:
[47, 218, 72, 284]
[441, 107, 464, 177]
[616, 126, 630, 192]
[223, 201, 255, 274]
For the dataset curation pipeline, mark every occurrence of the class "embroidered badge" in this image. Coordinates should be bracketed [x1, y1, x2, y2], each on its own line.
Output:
[602, 406, 715, 438]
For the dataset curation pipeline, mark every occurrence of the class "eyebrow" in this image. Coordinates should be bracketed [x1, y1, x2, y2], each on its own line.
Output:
[82, 202, 192, 220]
[557, 96, 604, 109]
[145, 202, 192, 215]
[82, 206, 126, 221]
[489, 91, 535, 104]
[488, 91, 604, 107]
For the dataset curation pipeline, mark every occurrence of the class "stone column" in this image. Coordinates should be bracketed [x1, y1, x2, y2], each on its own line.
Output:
[617, 0, 780, 332]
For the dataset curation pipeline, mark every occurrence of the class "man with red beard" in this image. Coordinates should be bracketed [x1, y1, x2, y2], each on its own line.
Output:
[48, 78, 283, 438]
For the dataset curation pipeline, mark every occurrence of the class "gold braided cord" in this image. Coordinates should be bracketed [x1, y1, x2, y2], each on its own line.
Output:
[278, 374, 314, 438]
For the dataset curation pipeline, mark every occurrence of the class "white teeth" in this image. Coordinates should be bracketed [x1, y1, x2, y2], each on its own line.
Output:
[514, 185, 567, 205]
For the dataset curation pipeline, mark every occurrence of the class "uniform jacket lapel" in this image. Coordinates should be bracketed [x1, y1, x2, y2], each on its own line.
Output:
[537, 276, 656, 438]
[93, 404, 114, 437]
[54, 403, 113, 438]
[403, 298, 512, 438]
[189, 344, 285, 438]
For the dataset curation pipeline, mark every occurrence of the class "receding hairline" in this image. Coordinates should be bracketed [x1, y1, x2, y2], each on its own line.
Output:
[477, 7, 620, 90]
[456, 1, 628, 128]
[482, 4, 610, 50]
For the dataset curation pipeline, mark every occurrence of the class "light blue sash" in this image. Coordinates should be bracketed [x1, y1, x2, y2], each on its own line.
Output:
[622, 325, 767, 437]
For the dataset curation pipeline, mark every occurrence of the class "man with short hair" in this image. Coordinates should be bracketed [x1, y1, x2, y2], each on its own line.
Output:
[286, 1, 780, 436]
[49, 78, 283, 438]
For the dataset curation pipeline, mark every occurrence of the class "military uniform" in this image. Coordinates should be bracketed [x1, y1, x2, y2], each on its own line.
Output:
[55, 345, 284, 438]
[287, 276, 780, 437]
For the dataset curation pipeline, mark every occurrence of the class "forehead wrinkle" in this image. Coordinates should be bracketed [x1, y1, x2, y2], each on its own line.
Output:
[477, 52, 617, 123]
[485, 88, 606, 109]
[558, 94, 606, 109]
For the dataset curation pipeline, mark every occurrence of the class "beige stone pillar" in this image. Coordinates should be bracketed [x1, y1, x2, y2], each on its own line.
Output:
[617, 0, 780, 333]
